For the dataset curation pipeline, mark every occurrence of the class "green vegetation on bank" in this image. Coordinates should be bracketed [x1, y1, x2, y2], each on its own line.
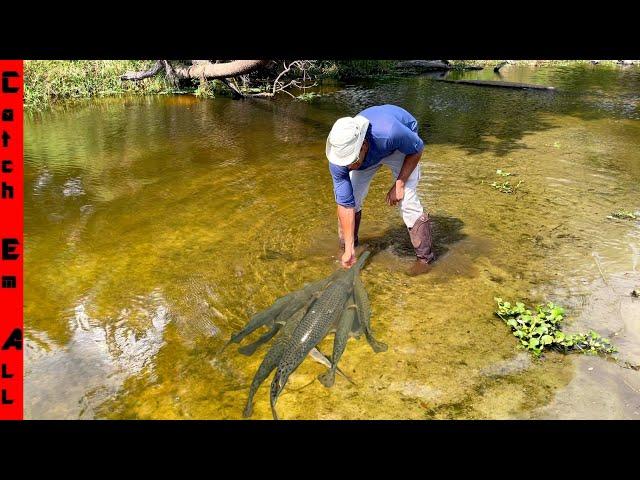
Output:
[24, 59, 635, 112]
[321, 60, 397, 79]
[24, 60, 399, 111]
[24, 60, 172, 111]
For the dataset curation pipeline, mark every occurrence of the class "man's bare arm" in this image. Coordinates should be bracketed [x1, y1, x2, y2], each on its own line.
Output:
[337, 205, 356, 268]
[386, 150, 423, 206]
[397, 150, 422, 184]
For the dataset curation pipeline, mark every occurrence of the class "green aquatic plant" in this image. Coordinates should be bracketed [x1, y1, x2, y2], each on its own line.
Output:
[296, 92, 322, 102]
[495, 169, 512, 177]
[495, 298, 617, 358]
[490, 179, 523, 194]
[194, 79, 215, 98]
[607, 210, 637, 220]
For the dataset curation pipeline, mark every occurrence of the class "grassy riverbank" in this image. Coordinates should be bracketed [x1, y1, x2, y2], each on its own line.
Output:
[24, 60, 397, 111]
[24, 59, 631, 112]
[24, 60, 171, 112]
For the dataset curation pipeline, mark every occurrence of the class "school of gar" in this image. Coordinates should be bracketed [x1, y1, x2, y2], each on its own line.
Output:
[224, 251, 387, 420]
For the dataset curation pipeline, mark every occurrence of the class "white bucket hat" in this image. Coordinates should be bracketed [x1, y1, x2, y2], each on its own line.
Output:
[326, 115, 370, 167]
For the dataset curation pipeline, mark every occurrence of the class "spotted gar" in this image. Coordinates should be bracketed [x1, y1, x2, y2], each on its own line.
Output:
[270, 251, 370, 420]
[317, 294, 357, 388]
[243, 298, 313, 417]
[243, 294, 353, 418]
[224, 270, 341, 350]
[354, 276, 387, 353]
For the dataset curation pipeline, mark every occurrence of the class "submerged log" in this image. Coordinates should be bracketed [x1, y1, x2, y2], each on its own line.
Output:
[395, 60, 452, 70]
[437, 79, 555, 90]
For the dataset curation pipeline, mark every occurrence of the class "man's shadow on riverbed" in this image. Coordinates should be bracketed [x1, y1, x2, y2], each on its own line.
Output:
[360, 214, 466, 260]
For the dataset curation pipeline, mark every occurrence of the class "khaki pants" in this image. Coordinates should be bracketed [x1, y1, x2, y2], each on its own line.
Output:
[349, 150, 424, 227]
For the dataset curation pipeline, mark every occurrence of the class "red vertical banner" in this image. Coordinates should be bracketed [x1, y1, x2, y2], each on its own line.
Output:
[0, 60, 23, 420]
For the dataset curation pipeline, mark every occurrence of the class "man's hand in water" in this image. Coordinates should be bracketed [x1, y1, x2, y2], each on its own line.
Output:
[341, 249, 356, 268]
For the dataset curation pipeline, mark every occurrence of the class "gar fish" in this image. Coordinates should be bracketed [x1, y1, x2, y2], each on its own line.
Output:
[354, 276, 387, 353]
[223, 271, 340, 351]
[317, 294, 357, 388]
[223, 290, 297, 350]
[242, 294, 354, 418]
[308, 348, 355, 385]
[237, 323, 282, 356]
[270, 251, 371, 420]
[243, 299, 311, 417]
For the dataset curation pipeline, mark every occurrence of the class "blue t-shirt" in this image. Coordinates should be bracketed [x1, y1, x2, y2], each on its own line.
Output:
[329, 105, 424, 208]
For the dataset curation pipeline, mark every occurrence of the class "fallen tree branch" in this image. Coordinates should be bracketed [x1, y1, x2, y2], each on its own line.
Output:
[494, 61, 512, 73]
[120, 59, 315, 99]
[395, 60, 453, 71]
[219, 77, 244, 98]
[436, 79, 555, 91]
[120, 60, 164, 81]
[163, 60, 180, 88]
[180, 60, 270, 79]
[394, 60, 483, 72]
[121, 60, 270, 83]
[242, 60, 315, 98]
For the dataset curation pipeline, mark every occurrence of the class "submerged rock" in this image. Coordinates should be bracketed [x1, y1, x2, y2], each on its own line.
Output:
[388, 381, 442, 401]
[480, 353, 532, 377]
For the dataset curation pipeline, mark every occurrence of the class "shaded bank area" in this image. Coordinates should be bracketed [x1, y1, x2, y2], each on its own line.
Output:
[25, 60, 396, 111]
[24, 64, 640, 419]
[24, 60, 635, 112]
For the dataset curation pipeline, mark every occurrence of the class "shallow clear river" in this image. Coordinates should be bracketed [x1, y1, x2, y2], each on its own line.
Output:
[24, 64, 640, 419]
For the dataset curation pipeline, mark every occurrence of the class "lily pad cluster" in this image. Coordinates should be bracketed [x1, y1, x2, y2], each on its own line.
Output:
[489, 169, 523, 193]
[495, 298, 616, 357]
[491, 179, 523, 194]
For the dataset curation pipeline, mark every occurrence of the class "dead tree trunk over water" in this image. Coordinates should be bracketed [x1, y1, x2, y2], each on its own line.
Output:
[121, 60, 269, 81]
[121, 60, 315, 98]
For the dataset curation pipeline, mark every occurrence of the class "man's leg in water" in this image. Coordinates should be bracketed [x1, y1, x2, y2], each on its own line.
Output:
[338, 163, 381, 248]
[382, 150, 435, 265]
